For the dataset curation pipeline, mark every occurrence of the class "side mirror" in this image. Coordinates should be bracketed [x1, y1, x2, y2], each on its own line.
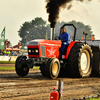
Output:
[83, 31, 88, 35]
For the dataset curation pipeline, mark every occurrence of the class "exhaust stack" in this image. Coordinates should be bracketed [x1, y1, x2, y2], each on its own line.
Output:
[51, 28, 55, 40]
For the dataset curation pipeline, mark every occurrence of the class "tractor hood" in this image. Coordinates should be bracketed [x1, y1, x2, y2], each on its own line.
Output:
[27, 39, 61, 47]
[27, 39, 61, 58]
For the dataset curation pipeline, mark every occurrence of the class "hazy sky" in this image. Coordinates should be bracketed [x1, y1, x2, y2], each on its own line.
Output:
[0, 0, 100, 46]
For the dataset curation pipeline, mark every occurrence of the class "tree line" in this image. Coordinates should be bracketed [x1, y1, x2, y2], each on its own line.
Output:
[18, 17, 94, 47]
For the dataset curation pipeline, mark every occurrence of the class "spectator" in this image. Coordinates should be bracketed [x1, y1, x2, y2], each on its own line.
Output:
[8, 51, 11, 56]
[6, 51, 9, 56]
[14, 51, 17, 56]
[3, 50, 6, 56]
[11, 51, 13, 56]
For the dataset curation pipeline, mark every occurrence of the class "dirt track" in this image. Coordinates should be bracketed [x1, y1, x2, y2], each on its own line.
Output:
[0, 64, 100, 100]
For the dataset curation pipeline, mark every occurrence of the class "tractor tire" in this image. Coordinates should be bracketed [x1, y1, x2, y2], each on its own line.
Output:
[68, 43, 93, 78]
[91, 52, 100, 77]
[40, 64, 46, 76]
[45, 58, 60, 79]
[15, 56, 29, 77]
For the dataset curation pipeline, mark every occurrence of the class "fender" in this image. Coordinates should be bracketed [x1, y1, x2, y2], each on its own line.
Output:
[66, 41, 82, 59]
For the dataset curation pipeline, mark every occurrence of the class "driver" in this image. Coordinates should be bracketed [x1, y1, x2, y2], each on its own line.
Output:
[58, 28, 70, 53]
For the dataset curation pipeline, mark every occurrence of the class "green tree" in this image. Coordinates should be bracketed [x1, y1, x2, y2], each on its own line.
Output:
[18, 17, 50, 46]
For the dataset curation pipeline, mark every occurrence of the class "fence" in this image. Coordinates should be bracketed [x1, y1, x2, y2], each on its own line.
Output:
[0, 56, 18, 61]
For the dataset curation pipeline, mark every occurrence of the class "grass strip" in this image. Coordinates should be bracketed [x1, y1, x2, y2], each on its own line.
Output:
[86, 97, 100, 100]
[0, 61, 15, 64]
[0, 67, 15, 70]
[0, 66, 39, 70]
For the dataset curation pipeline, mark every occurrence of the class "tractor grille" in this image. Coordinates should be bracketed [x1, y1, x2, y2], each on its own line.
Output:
[40, 46, 46, 57]
[28, 48, 39, 55]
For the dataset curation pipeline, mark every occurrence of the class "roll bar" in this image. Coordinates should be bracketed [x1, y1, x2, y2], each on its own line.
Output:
[60, 24, 77, 41]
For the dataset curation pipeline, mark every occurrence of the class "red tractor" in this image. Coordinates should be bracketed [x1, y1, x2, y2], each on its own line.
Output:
[15, 24, 94, 79]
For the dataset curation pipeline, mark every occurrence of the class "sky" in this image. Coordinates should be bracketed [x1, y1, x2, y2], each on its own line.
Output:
[0, 0, 100, 46]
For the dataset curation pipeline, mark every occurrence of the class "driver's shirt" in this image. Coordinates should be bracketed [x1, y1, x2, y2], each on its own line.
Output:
[58, 32, 70, 53]
[58, 32, 70, 43]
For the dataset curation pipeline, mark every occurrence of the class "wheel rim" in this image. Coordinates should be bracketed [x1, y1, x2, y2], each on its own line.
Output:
[52, 63, 58, 76]
[80, 50, 90, 73]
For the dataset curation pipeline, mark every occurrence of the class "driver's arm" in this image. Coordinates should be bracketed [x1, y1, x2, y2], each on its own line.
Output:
[58, 35, 61, 40]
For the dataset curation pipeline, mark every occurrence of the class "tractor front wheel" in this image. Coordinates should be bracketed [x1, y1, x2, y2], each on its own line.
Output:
[15, 56, 29, 77]
[45, 58, 60, 79]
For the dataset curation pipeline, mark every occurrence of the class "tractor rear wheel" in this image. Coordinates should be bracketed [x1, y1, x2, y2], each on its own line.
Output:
[68, 43, 93, 78]
[45, 58, 60, 79]
[40, 64, 46, 76]
[15, 56, 29, 77]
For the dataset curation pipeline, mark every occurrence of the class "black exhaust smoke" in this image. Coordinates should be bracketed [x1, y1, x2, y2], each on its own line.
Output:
[46, 0, 91, 28]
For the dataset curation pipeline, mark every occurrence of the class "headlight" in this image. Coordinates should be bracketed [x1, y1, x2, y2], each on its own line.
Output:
[28, 50, 31, 53]
[35, 49, 38, 53]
